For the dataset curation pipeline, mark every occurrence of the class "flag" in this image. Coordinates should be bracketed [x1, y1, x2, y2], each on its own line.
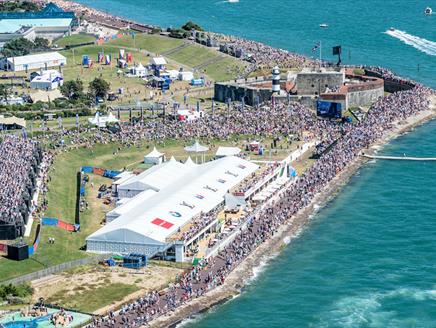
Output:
[312, 42, 320, 52]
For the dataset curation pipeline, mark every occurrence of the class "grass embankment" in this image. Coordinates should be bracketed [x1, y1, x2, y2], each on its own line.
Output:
[54, 34, 97, 47]
[107, 33, 247, 81]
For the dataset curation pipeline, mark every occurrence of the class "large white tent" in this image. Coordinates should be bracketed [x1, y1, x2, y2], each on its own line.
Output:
[87, 156, 258, 258]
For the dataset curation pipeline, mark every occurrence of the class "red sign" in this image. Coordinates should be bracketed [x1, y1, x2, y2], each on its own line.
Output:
[151, 218, 174, 229]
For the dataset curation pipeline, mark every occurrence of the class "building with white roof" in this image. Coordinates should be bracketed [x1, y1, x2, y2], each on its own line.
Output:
[0, 3, 76, 43]
[1, 52, 66, 72]
[30, 69, 63, 90]
[86, 156, 259, 261]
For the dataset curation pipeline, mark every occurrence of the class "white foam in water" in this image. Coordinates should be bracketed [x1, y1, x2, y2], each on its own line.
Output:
[385, 29, 436, 56]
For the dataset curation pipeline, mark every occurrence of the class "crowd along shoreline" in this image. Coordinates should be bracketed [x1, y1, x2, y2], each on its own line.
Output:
[24, 1, 436, 326]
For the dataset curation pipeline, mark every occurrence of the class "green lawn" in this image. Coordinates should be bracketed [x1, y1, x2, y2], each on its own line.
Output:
[108, 34, 184, 54]
[59, 45, 148, 94]
[54, 34, 97, 47]
[203, 57, 247, 82]
[167, 45, 221, 68]
[47, 282, 136, 313]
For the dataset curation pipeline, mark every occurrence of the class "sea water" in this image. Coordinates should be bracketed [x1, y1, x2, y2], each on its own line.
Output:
[73, 0, 436, 326]
[75, 0, 436, 87]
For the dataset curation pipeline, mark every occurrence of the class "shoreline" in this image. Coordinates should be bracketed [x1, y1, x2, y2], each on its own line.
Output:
[148, 106, 436, 328]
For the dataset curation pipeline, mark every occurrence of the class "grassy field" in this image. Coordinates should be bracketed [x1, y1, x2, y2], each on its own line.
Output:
[47, 282, 136, 313]
[108, 33, 184, 54]
[167, 45, 221, 68]
[54, 34, 97, 47]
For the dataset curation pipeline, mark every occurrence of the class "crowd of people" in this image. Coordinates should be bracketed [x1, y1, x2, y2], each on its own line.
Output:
[0, 135, 41, 237]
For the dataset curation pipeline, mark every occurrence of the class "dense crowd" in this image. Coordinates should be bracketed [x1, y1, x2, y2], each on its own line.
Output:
[0, 136, 41, 234]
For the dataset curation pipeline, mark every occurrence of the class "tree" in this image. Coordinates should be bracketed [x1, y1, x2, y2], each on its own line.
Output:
[60, 79, 84, 101]
[88, 78, 110, 100]
[181, 21, 204, 31]
[33, 37, 50, 50]
[1, 38, 35, 57]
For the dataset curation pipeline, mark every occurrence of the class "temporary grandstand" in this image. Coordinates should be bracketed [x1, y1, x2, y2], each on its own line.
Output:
[86, 156, 259, 261]
[0, 3, 76, 43]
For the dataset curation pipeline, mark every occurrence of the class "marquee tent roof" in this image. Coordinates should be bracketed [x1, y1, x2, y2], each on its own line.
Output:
[216, 146, 241, 157]
[6, 52, 66, 66]
[145, 147, 164, 158]
[184, 140, 209, 153]
[87, 156, 258, 245]
[117, 158, 188, 192]
[0, 116, 26, 128]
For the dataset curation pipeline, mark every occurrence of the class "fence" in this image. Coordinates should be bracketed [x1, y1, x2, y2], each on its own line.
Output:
[0, 254, 109, 285]
[41, 218, 76, 232]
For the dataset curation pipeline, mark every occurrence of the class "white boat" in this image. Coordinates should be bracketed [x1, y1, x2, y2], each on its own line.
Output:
[228, 0, 239, 3]
[319, 23, 328, 28]
[425, 6, 432, 15]
[389, 27, 395, 31]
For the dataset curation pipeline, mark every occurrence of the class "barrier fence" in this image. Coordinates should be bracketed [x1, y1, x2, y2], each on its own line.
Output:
[81, 166, 120, 179]
[0, 254, 109, 285]
[28, 224, 41, 256]
[41, 218, 77, 232]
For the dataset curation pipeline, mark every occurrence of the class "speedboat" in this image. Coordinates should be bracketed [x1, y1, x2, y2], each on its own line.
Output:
[425, 6, 432, 15]
[389, 27, 395, 31]
[319, 23, 328, 28]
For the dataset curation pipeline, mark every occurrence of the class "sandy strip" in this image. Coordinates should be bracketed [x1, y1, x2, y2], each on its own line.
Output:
[148, 102, 436, 328]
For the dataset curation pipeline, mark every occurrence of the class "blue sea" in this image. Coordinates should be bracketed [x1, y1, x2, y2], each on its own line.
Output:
[74, 0, 436, 326]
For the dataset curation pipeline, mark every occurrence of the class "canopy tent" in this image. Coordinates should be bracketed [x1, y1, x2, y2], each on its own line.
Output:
[184, 156, 197, 167]
[130, 63, 147, 77]
[185, 140, 209, 163]
[0, 116, 26, 129]
[216, 146, 241, 158]
[144, 147, 165, 165]
[88, 111, 119, 127]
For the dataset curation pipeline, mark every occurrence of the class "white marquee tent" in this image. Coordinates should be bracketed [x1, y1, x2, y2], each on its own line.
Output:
[87, 156, 259, 257]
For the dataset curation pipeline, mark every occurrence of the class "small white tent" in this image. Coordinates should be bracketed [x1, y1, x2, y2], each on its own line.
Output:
[144, 147, 165, 165]
[185, 141, 209, 163]
[88, 111, 119, 127]
[131, 63, 147, 77]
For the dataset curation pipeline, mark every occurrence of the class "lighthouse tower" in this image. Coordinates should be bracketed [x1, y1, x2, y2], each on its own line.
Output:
[272, 66, 280, 93]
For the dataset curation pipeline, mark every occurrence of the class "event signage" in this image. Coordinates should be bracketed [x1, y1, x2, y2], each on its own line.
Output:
[169, 211, 182, 218]
[151, 218, 174, 229]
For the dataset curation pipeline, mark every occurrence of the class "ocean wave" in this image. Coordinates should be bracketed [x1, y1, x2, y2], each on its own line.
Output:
[318, 287, 436, 327]
[385, 29, 436, 56]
